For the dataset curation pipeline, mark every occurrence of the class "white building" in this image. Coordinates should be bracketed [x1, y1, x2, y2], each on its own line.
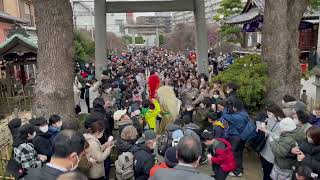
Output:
[71, 0, 127, 37]
[173, 0, 246, 26]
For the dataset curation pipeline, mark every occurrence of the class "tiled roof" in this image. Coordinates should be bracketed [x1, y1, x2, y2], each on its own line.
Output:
[0, 34, 37, 50]
[225, 0, 319, 24]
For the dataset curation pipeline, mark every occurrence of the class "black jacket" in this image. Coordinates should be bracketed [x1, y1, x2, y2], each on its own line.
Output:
[298, 140, 320, 174]
[115, 138, 135, 154]
[32, 130, 53, 160]
[133, 143, 155, 180]
[24, 164, 64, 180]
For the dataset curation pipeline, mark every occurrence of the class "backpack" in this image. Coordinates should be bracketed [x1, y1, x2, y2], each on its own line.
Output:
[239, 116, 257, 142]
[157, 129, 184, 156]
[115, 152, 134, 180]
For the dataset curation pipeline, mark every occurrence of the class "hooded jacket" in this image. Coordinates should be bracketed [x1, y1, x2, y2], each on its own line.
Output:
[133, 142, 155, 180]
[32, 129, 53, 160]
[210, 138, 236, 172]
[222, 110, 248, 137]
[270, 130, 297, 170]
[144, 100, 161, 130]
[115, 138, 135, 155]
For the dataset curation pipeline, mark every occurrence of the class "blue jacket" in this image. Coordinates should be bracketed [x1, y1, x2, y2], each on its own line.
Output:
[310, 115, 320, 127]
[222, 109, 248, 137]
[47, 126, 60, 142]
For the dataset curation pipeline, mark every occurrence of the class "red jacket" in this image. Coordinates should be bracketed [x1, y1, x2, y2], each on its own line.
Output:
[211, 138, 237, 172]
[149, 162, 168, 177]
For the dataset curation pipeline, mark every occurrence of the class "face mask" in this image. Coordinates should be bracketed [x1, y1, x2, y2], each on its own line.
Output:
[307, 137, 314, 144]
[70, 154, 80, 171]
[293, 118, 301, 125]
[201, 78, 205, 82]
[226, 90, 231, 94]
[313, 110, 317, 116]
[213, 95, 219, 99]
[187, 84, 192, 89]
[39, 125, 49, 133]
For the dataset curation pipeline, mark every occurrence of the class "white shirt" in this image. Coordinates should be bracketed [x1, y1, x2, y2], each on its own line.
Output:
[46, 163, 68, 172]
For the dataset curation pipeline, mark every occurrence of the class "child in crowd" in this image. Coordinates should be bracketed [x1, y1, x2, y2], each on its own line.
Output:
[202, 131, 236, 180]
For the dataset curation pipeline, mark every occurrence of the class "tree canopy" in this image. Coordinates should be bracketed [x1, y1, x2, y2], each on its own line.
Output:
[214, 0, 244, 44]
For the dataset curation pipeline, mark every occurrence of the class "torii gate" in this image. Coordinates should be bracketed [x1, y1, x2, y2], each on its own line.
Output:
[94, 0, 209, 77]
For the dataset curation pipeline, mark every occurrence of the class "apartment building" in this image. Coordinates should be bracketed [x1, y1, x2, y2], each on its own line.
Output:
[0, 0, 35, 42]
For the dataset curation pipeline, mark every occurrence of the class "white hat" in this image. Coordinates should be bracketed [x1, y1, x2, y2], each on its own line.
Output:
[113, 109, 127, 121]
[279, 117, 297, 132]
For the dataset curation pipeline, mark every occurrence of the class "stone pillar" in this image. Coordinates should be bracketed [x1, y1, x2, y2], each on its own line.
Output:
[193, 0, 209, 76]
[316, 17, 320, 66]
[94, 0, 107, 79]
[313, 67, 320, 103]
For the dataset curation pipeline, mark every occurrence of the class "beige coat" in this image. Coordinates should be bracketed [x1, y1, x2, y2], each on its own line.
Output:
[84, 133, 111, 179]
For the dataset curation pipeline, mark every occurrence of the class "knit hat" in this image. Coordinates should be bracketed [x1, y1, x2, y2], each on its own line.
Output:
[279, 117, 296, 132]
[142, 130, 157, 141]
[294, 101, 307, 112]
[164, 147, 178, 168]
[113, 110, 127, 121]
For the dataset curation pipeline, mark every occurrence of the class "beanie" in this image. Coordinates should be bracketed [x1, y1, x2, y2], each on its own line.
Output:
[279, 117, 296, 132]
[164, 147, 178, 168]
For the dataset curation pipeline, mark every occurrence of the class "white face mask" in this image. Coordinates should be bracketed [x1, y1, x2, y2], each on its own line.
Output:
[70, 154, 80, 171]
[39, 125, 49, 133]
[226, 90, 231, 94]
[213, 95, 219, 99]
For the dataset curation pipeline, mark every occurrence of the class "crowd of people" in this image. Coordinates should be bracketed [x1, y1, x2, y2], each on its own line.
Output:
[5, 48, 320, 180]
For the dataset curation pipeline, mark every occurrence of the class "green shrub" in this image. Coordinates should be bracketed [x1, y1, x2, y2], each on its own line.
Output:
[213, 54, 268, 112]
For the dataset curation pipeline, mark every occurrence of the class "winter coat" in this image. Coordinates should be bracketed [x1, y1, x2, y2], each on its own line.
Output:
[47, 126, 60, 143]
[13, 139, 43, 171]
[88, 81, 101, 109]
[192, 88, 211, 106]
[282, 101, 296, 118]
[210, 138, 236, 172]
[84, 133, 111, 179]
[149, 162, 168, 178]
[270, 131, 297, 170]
[192, 107, 210, 130]
[115, 138, 135, 155]
[32, 130, 53, 160]
[310, 115, 320, 127]
[144, 100, 161, 130]
[222, 110, 248, 138]
[226, 91, 238, 105]
[131, 116, 143, 136]
[260, 117, 282, 164]
[298, 140, 320, 174]
[292, 123, 312, 144]
[180, 88, 198, 109]
[133, 143, 155, 180]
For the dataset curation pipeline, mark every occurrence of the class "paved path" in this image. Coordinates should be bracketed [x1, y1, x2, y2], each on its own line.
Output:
[198, 149, 263, 180]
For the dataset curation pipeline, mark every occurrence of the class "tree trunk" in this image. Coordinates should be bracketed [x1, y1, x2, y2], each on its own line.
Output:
[262, 0, 309, 105]
[33, 0, 75, 125]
